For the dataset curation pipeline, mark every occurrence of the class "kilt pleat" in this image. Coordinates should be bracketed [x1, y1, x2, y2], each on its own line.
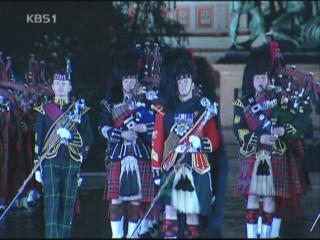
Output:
[287, 139, 306, 195]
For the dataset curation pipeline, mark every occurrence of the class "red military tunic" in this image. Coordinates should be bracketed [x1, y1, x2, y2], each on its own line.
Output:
[151, 96, 221, 216]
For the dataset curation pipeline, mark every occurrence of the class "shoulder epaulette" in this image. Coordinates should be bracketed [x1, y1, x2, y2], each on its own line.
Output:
[151, 104, 165, 116]
[33, 104, 45, 115]
[233, 98, 244, 108]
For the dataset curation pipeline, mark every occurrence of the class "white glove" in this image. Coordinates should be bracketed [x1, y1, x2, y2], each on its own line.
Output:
[189, 135, 201, 149]
[35, 170, 43, 184]
[77, 177, 83, 187]
[57, 127, 72, 139]
[152, 169, 161, 186]
[154, 179, 160, 186]
[101, 126, 110, 139]
[57, 127, 72, 145]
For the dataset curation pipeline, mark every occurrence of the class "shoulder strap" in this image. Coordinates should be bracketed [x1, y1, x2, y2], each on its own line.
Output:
[41, 103, 75, 156]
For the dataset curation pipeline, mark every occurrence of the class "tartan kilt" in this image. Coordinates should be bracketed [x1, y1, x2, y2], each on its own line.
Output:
[286, 139, 306, 195]
[104, 159, 155, 203]
[233, 151, 290, 198]
[159, 167, 213, 216]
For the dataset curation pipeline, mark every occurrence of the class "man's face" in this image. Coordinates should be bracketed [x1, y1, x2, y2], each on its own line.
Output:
[253, 74, 268, 93]
[122, 77, 137, 94]
[177, 77, 194, 97]
[52, 80, 72, 98]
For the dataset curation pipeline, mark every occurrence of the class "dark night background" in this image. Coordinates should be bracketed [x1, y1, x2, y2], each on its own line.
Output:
[1, 1, 319, 173]
[0, 1, 186, 172]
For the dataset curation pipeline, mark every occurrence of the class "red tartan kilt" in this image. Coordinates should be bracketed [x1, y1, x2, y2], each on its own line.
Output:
[104, 159, 155, 203]
[287, 139, 306, 195]
[233, 151, 291, 198]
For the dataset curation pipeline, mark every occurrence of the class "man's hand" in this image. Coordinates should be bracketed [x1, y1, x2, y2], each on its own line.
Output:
[260, 134, 278, 145]
[152, 169, 161, 186]
[132, 123, 147, 133]
[271, 127, 285, 137]
[121, 130, 138, 141]
[57, 127, 72, 145]
[35, 170, 43, 184]
[101, 126, 110, 139]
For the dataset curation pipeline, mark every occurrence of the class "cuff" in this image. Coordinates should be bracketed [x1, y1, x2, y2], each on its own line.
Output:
[284, 123, 297, 136]
[199, 137, 212, 152]
[244, 132, 259, 146]
[109, 128, 122, 143]
[146, 122, 155, 135]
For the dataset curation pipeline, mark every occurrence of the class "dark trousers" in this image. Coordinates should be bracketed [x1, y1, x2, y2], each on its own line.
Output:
[42, 147, 80, 238]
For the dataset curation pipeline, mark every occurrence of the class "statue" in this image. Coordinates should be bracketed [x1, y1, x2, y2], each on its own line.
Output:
[229, 1, 268, 50]
[268, 1, 320, 50]
[229, 1, 320, 51]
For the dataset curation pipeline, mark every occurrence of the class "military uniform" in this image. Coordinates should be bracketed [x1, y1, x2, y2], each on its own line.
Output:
[151, 96, 221, 237]
[99, 92, 156, 238]
[100, 95, 155, 203]
[34, 97, 92, 238]
[233, 93, 290, 199]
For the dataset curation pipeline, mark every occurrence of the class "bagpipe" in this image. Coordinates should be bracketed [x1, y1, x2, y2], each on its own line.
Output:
[246, 64, 319, 134]
[101, 82, 158, 126]
[101, 42, 162, 124]
[135, 42, 161, 89]
[242, 90, 278, 135]
[0, 53, 54, 114]
[275, 65, 317, 115]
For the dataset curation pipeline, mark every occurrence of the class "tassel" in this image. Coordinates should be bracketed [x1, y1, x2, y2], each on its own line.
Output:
[119, 156, 142, 201]
[172, 165, 200, 214]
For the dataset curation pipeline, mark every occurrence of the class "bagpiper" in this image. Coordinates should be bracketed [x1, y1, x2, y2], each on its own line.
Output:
[99, 48, 156, 238]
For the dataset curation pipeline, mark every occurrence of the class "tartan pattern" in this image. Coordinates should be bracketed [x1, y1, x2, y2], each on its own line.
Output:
[42, 155, 80, 238]
[234, 149, 290, 198]
[0, 116, 8, 201]
[140, 201, 158, 221]
[163, 219, 178, 238]
[286, 139, 306, 195]
[246, 209, 259, 224]
[104, 159, 155, 203]
[111, 94, 144, 125]
[243, 97, 272, 132]
[160, 163, 213, 216]
[184, 224, 200, 238]
[275, 197, 287, 218]
[110, 203, 125, 221]
[128, 203, 141, 222]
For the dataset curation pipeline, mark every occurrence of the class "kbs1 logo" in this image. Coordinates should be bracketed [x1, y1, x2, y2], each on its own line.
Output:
[26, 14, 56, 24]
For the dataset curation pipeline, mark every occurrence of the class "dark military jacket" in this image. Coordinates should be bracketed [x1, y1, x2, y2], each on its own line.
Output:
[34, 98, 93, 163]
[233, 93, 289, 157]
[99, 95, 155, 161]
